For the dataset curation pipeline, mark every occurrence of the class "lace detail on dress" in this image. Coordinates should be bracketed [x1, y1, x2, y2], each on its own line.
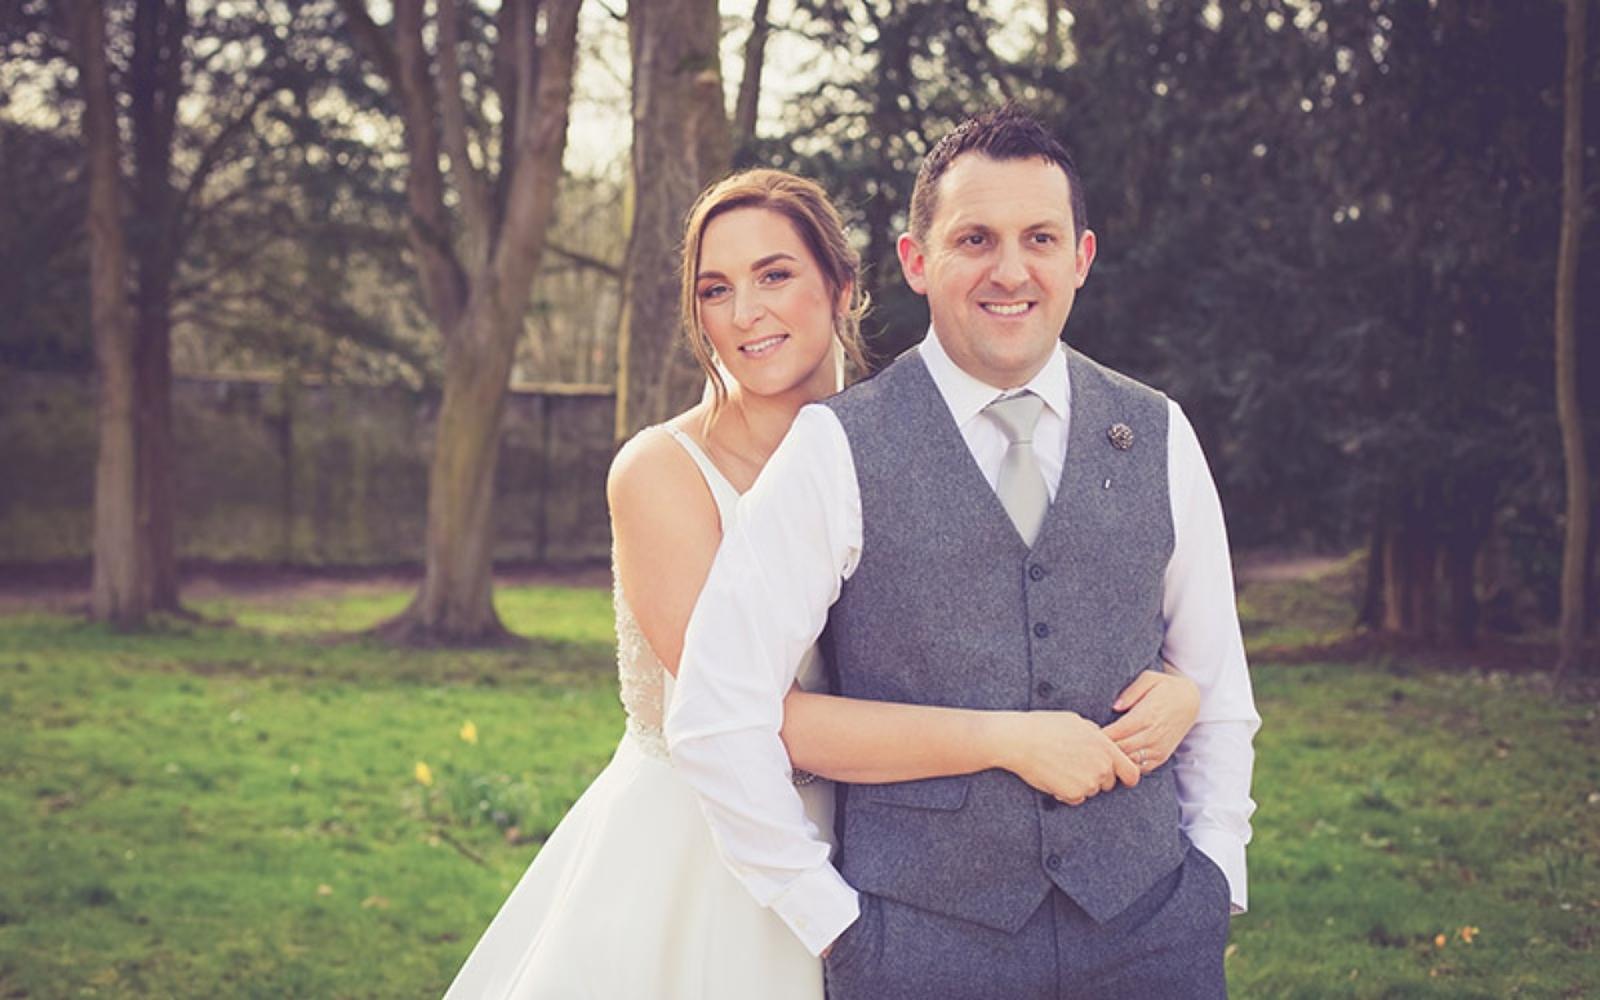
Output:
[614, 563, 669, 760]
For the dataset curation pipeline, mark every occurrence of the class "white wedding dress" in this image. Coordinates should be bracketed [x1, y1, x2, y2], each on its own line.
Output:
[443, 425, 833, 1000]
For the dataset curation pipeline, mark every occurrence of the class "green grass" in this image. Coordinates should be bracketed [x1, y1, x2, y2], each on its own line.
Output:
[0, 588, 622, 999]
[1, 576, 1597, 998]
[1233, 663, 1599, 998]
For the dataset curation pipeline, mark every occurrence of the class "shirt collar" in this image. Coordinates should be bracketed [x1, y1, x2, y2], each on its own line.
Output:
[918, 325, 1070, 430]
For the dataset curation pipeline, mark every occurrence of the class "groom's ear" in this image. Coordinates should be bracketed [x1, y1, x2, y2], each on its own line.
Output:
[897, 233, 929, 295]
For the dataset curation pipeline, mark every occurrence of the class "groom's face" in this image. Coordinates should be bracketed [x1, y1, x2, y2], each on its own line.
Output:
[898, 154, 1095, 389]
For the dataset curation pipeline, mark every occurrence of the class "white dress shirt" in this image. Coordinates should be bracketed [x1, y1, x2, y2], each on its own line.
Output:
[666, 329, 1260, 957]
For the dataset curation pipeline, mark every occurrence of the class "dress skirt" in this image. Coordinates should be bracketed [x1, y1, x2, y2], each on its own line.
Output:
[442, 732, 826, 1000]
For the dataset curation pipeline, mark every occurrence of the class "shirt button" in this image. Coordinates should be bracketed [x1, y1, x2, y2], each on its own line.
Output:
[1029, 564, 1047, 581]
[1033, 622, 1051, 639]
[1040, 794, 1058, 811]
[1035, 680, 1054, 698]
[1046, 853, 1062, 871]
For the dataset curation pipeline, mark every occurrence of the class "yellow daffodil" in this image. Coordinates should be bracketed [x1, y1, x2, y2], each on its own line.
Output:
[414, 761, 434, 787]
[460, 721, 479, 745]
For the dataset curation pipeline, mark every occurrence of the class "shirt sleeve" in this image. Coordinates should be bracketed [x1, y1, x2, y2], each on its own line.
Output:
[664, 404, 864, 956]
[1161, 398, 1261, 914]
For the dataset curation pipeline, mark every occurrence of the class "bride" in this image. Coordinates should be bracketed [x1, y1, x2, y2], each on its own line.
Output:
[442, 169, 1200, 999]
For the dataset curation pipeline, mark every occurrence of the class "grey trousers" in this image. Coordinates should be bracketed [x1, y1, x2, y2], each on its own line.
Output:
[822, 846, 1231, 1000]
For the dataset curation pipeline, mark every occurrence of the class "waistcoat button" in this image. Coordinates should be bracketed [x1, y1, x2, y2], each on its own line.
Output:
[1046, 853, 1062, 871]
[1035, 680, 1054, 698]
[1033, 622, 1051, 639]
[1029, 564, 1047, 581]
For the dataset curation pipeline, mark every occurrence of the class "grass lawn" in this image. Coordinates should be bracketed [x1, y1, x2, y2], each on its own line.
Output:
[1, 571, 1597, 998]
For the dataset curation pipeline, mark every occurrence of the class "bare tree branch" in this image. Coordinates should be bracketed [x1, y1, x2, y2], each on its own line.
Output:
[492, 0, 579, 320]
[546, 241, 622, 278]
[175, 84, 277, 240]
[491, 0, 520, 220]
[389, 0, 467, 331]
[332, 0, 400, 85]
[437, 0, 493, 268]
[512, 0, 541, 149]
[1044, 0, 1062, 65]
[734, 0, 772, 146]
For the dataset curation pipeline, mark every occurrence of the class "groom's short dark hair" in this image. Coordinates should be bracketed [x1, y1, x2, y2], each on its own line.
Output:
[909, 105, 1087, 242]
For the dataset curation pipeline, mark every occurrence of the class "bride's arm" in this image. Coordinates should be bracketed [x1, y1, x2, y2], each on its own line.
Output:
[609, 428, 727, 680]
[781, 690, 1137, 801]
[780, 689, 1174, 805]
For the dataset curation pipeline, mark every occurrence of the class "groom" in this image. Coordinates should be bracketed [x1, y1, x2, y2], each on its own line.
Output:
[667, 106, 1258, 999]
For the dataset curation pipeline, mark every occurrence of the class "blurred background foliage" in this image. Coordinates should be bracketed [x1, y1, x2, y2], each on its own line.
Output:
[1, 0, 1597, 648]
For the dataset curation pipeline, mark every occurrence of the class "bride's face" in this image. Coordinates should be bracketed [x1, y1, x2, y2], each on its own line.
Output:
[694, 207, 842, 402]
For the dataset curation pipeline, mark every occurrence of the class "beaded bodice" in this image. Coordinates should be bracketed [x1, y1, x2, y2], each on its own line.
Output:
[614, 575, 672, 758]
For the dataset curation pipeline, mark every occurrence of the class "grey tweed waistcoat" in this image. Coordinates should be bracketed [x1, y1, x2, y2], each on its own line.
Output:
[820, 346, 1183, 933]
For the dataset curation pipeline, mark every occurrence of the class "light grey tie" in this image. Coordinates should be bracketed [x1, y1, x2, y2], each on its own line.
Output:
[985, 391, 1050, 546]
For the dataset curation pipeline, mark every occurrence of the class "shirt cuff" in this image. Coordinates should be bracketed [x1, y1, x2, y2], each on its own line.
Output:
[1188, 826, 1248, 914]
[769, 864, 861, 956]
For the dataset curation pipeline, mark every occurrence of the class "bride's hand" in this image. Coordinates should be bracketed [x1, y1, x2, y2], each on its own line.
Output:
[987, 710, 1140, 805]
[1102, 665, 1200, 779]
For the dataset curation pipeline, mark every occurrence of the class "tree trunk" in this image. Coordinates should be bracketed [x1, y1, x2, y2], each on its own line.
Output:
[128, 0, 185, 611]
[1555, 0, 1589, 680]
[389, 307, 522, 643]
[614, 0, 732, 442]
[733, 0, 771, 149]
[73, 0, 148, 628]
[1381, 499, 1411, 632]
[128, 0, 187, 613]
[1410, 485, 1440, 639]
[1379, 489, 1441, 638]
[1044, 0, 1063, 65]
[135, 275, 180, 609]
[339, 0, 582, 643]
[1444, 530, 1479, 646]
[1357, 513, 1386, 630]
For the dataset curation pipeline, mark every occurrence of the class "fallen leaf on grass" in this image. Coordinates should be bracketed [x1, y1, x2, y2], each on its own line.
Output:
[361, 895, 390, 910]
[316, 884, 333, 897]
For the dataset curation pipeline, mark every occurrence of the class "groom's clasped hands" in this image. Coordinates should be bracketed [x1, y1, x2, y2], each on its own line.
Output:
[990, 667, 1200, 806]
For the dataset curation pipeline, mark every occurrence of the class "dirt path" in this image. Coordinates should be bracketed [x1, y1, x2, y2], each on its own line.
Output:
[0, 560, 612, 613]
[1233, 551, 1348, 584]
[1, 551, 1339, 614]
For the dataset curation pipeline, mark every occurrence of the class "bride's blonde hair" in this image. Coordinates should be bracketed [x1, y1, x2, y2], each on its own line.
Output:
[680, 169, 870, 410]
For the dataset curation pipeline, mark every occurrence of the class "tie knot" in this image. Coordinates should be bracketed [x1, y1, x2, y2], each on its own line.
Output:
[985, 391, 1045, 445]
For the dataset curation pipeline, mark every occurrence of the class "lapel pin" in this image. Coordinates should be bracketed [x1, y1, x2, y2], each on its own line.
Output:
[1107, 423, 1134, 451]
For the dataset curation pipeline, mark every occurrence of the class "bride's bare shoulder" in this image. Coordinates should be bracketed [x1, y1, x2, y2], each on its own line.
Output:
[607, 422, 715, 524]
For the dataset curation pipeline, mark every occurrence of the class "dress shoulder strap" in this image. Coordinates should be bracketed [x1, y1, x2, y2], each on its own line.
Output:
[661, 424, 740, 526]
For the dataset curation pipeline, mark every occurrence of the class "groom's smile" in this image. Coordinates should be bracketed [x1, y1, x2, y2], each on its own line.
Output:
[979, 300, 1035, 317]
